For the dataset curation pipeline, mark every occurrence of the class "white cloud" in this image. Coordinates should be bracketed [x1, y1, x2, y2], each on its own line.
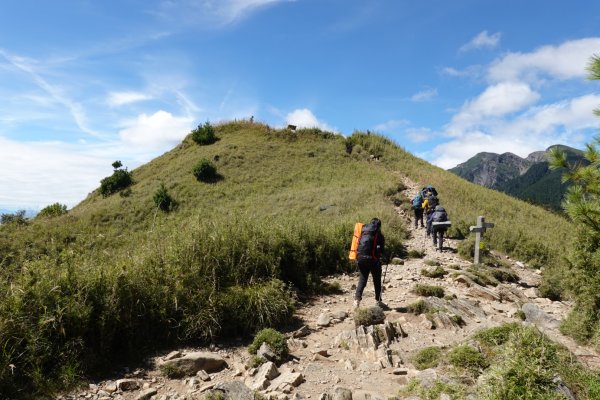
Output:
[488, 37, 600, 82]
[285, 108, 334, 131]
[373, 119, 409, 132]
[107, 91, 152, 107]
[447, 82, 540, 135]
[411, 88, 438, 102]
[119, 110, 194, 149]
[405, 127, 434, 143]
[432, 94, 600, 169]
[0, 137, 111, 209]
[460, 31, 501, 52]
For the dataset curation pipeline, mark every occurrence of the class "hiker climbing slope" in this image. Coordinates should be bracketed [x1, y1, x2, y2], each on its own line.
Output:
[422, 193, 439, 237]
[429, 205, 450, 252]
[411, 192, 425, 229]
[354, 218, 386, 309]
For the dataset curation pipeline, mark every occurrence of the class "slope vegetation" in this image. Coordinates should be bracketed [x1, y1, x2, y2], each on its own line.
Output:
[0, 122, 574, 397]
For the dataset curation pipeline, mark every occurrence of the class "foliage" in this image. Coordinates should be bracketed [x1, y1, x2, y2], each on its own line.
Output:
[191, 122, 217, 145]
[413, 284, 445, 298]
[412, 346, 441, 370]
[247, 328, 289, 360]
[405, 299, 430, 315]
[400, 379, 469, 400]
[448, 345, 488, 376]
[153, 183, 176, 212]
[547, 55, 600, 347]
[421, 266, 446, 278]
[354, 306, 385, 327]
[1, 210, 28, 225]
[193, 159, 218, 182]
[37, 203, 68, 218]
[407, 249, 425, 259]
[99, 162, 133, 197]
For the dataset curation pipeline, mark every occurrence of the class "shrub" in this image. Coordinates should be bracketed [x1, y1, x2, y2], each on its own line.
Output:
[406, 300, 430, 315]
[407, 249, 425, 259]
[474, 323, 520, 347]
[248, 328, 289, 360]
[159, 364, 185, 378]
[37, 203, 68, 218]
[413, 284, 445, 298]
[354, 306, 385, 327]
[448, 345, 488, 375]
[193, 159, 218, 182]
[412, 346, 441, 370]
[153, 183, 175, 212]
[423, 259, 441, 267]
[0, 210, 28, 225]
[191, 122, 217, 145]
[100, 162, 133, 197]
[421, 266, 446, 278]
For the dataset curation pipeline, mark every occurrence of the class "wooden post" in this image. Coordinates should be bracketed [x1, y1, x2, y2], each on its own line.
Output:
[469, 216, 495, 264]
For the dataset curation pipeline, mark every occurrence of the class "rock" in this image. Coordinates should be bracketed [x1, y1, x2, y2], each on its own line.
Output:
[334, 321, 405, 353]
[287, 338, 307, 351]
[331, 386, 352, 400]
[134, 388, 157, 400]
[317, 313, 332, 327]
[455, 274, 474, 287]
[416, 368, 437, 388]
[332, 311, 348, 320]
[209, 381, 255, 400]
[391, 258, 404, 265]
[468, 283, 501, 301]
[419, 314, 434, 330]
[268, 371, 304, 392]
[196, 369, 211, 381]
[522, 303, 560, 330]
[163, 351, 182, 361]
[393, 368, 409, 375]
[116, 379, 139, 391]
[258, 342, 278, 362]
[103, 382, 117, 393]
[292, 325, 311, 338]
[353, 390, 387, 400]
[159, 352, 227, 376]
[524, 287, 539, 298]
[248, 361, 279, 390]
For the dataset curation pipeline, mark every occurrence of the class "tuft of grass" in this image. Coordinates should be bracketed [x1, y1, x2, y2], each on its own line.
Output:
[354, 306, 385, 327]
[421, 266, 447, 278]
[400, 379, 469, 400]
[405, 299, 431, 315]
[247, 355, 266, 369]
[423, 259, 441, 267]
[448, 345, 488, 376]
[474, 323, 521, 347]
[247, 328, 289, 360]
[413, 284, 445, 298]
[159, 364, 185, 379]
[412, 346, 442, 370]
[407, 249, 425, 259]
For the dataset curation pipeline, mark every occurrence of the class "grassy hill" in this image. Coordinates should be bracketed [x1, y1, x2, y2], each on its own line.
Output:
[0, 121, 576, 396]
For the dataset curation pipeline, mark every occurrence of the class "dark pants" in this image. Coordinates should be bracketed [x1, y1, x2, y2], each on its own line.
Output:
[413, 208, 424, 228]
[433, 228, 446, 251]
[355, 258, 382, 301]
[426, 212, 434, 236]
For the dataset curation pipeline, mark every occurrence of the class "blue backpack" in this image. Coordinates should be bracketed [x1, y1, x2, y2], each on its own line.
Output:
[412, 193, 423, 209]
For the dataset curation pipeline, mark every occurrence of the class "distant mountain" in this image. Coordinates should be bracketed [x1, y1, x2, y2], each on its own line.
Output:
[449, 145, 586, 211]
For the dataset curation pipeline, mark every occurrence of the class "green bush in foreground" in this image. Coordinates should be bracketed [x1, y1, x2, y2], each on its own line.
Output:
[248, 328, 289, 360]
[354, 306, 385, 327]
[413, 284, 445, 298]
[448, 345, 488, 376]
[412, 346, 441, 370]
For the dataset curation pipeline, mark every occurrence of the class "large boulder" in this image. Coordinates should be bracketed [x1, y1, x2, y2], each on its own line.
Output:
[159, 352, 227, 376]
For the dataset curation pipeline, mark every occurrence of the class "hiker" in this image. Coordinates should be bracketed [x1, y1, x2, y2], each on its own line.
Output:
[421, 184, 438, 198]
[429, 205, 449, 252]
[422, 193, 439, 237]
[354, 218, 386, 309]
[411, 192, 425, 229]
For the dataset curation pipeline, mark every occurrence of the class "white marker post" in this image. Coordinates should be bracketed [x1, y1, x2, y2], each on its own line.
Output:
[469, 216, 495, 264]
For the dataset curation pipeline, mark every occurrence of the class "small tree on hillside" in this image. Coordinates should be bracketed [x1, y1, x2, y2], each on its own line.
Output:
[100, 161, 133, 197]
[193, 159, 218, 182]
[38, 203, 68, 218]
[549, 54, 600, 343]
[191, 122, 217, 145]
[153, 183, 176, 212]
[1, 210, 28, 225]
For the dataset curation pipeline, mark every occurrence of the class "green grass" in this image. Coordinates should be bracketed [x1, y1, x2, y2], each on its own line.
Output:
[421, 266, 447, 278]
[413, 284, 445, 298]
[448, 345, 488, 376]
[247, 328, 289, 360]
[412, 346, 442, 370]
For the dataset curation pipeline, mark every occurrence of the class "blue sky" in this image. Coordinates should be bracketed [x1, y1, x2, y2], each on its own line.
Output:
[2, 0, 600, 210]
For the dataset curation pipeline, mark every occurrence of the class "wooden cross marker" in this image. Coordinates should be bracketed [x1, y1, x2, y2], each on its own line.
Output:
[469, 216, 495, 264]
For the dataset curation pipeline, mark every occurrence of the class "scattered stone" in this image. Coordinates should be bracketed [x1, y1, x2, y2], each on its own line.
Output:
[268, 371, 304, 392]
[208, 381, 255, 400]
[196, 370, 211, 381]
[455, 275, 474, 287]
[331, 386, 353, 400]
[103, 382, 117, 393]
[293, 325, 311, 338]
[332, 311, 348, 320]
[134, 388, 157, 400]
[163, 351, 182, 361]
[524, 287, 539, 298]
[522, 303, 560, 330]
[317, 313, 332, 327]
[116, 379, 139, 391]
[258, 342, 278, 362]
[468, 283, 501, 301]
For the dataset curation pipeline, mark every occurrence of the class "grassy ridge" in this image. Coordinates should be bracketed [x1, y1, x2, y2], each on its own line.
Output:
[0, 122, 575, 396]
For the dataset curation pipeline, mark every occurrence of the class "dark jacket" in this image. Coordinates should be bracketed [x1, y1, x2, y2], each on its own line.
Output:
[357, 222, 385, 262]
[431, 206, 448, 222]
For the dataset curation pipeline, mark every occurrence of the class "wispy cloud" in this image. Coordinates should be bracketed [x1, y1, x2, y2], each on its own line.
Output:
[460, 30, 501, 52]
[373, 119, 409, 132]
[107, 91, 152, 107]
[488, 37, 600, 82]
[118, 110, 194, 149]
[0, 49, 102, 137]
[411, 88, 438, 102]
[405, 127, 434, 143]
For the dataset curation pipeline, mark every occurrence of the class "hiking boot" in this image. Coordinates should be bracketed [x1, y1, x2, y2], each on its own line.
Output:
[353, 299, 361, 309]
[376, 300, 389, 310]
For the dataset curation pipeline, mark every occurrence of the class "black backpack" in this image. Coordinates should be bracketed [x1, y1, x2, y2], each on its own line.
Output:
[357, 223, 381, 259]
[432, 207, 448, 222]
[427, 195, 439, 209]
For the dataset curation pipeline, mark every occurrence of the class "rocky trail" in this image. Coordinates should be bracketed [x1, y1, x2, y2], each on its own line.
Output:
[59, 178, 600, 400]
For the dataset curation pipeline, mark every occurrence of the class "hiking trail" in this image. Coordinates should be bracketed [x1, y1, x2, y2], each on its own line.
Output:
[58, 176, 600, 400]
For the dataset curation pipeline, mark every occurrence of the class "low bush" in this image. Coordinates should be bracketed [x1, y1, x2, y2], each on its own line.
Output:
[153, 184, 176, 212]
[448, 345, 488, 376]
[100, 167, 133, 197]
[407, 249, 425, 259]
[423, 259, 441, 267]
[421, 266, 446, 278]
[413, 284, 445, 298]
[405, 300, 430, 315]
[473, 323, 520, 347]
[37, 203, 68, 218]
[354, 306, 385, 327]
[193, 159, 218, 182]
[248, 328, 289, 360]
[191, 122, 217, 145]
[412, 346, 442, 370]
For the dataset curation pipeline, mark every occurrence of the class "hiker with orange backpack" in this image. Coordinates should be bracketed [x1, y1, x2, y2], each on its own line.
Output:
[353, 218, 386, 309]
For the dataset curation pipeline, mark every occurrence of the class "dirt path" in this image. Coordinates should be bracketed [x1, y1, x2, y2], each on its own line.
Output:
[60, 177, 600, 400]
